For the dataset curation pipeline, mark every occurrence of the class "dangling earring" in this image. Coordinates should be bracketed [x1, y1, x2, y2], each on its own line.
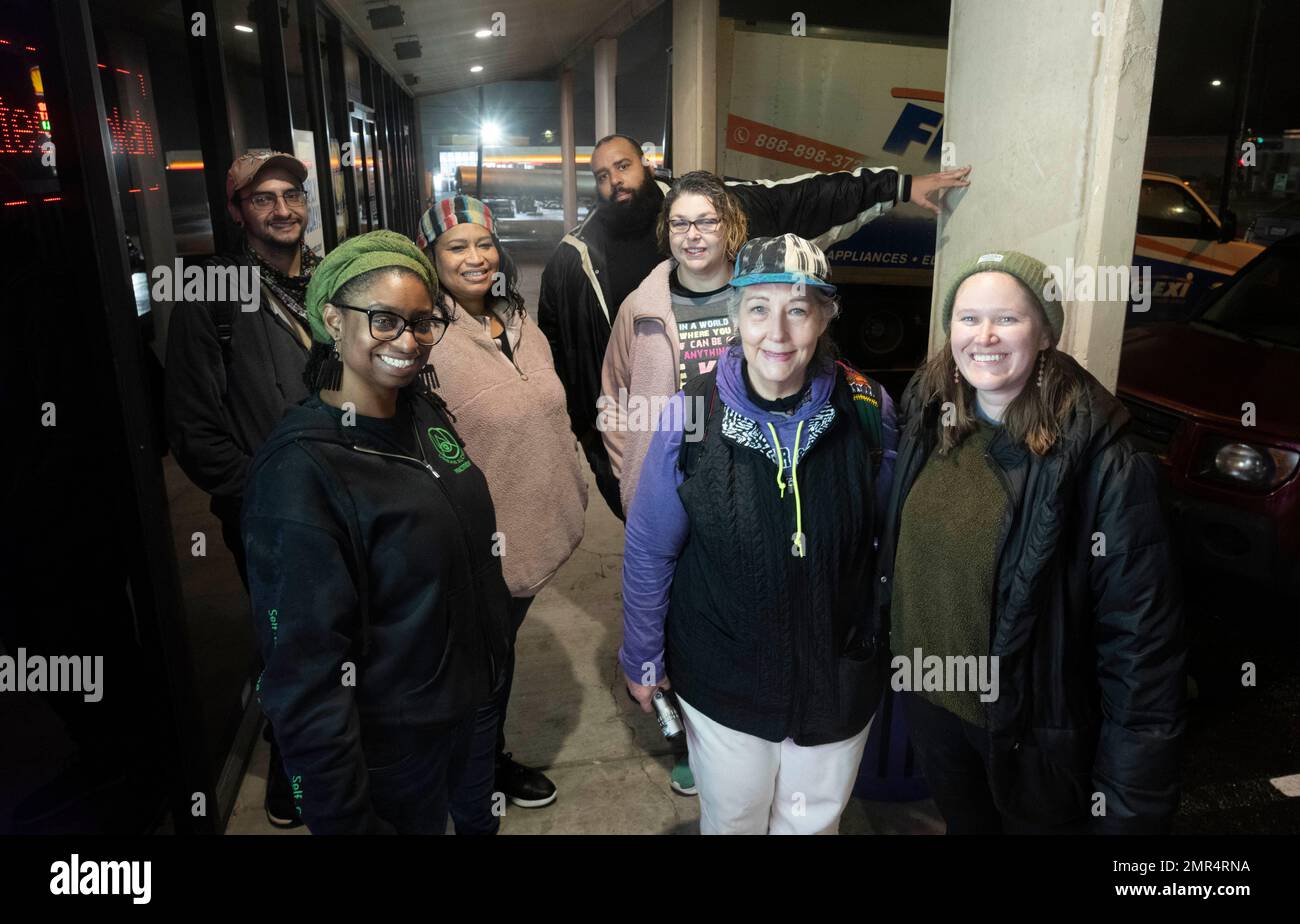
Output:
[1036, 351, 1046, 388]
[315, 339, 344, 391]
[418, 362, 440, 393]
[953, 363, 960, 385]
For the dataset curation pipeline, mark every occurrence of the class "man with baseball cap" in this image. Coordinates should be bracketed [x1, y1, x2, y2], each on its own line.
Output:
[164, 149, 322, 829]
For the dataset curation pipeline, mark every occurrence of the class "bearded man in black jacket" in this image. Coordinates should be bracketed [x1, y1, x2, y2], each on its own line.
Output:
[537, 132, 970, 517]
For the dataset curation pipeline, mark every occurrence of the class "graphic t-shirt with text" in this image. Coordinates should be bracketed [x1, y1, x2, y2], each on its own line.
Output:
[671, 270, 733, 388]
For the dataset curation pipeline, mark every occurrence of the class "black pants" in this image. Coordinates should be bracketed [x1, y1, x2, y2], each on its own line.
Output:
[211, 495, 249, 590]
[903, 693, 1089, 835]
[365, 716, 475, 835]
[212, 494, 295, 811]
[448, 595, 534, 834]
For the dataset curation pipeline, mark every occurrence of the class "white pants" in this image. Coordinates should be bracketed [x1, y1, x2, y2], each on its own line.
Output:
[677, 695, 871, 835]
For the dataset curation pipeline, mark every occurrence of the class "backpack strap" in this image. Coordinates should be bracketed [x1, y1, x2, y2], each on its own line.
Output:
[207, 256, 241, 374]
[211, 300, 234, 372]
[836, 360, 884, 478]
[677, 368, 721, 478]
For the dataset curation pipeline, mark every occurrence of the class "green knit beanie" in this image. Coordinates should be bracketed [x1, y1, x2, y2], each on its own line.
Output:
[304, 230, 438, 344]
[941, 250, 1064, 345]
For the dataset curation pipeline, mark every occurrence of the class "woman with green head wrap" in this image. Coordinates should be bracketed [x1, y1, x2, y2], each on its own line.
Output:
[241, 230, 515, 835]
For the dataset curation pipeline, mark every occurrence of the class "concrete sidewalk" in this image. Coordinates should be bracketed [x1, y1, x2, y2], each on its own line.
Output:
[227, 465, 943, 835]
[226, 253, 943, 835]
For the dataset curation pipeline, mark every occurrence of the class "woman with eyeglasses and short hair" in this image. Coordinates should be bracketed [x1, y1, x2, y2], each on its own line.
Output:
[599, 171, 749, 523]
[416, 196, 588, 833]
[242, 230, 513, 835]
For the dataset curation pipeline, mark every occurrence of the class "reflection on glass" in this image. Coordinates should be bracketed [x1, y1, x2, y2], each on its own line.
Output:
[216, 0, 270, 155]
[89, 0, 253, 810]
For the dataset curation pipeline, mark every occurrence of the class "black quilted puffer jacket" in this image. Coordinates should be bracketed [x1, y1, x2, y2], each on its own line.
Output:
[875, 353, 1187, 834]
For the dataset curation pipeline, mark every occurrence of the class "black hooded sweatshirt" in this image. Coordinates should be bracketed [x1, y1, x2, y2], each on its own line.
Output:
[242, 390, 512, 834]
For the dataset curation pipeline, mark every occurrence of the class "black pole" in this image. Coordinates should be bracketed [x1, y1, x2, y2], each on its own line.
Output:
[1219, 0, 1264, 225]
[183, 0, 237, 255]
[663, 45, 673, 176]
[255, 0, 293, 154]
[475, 84, 484, 199]
[324, 16, 357, 239]
[298, 0, 336, 250]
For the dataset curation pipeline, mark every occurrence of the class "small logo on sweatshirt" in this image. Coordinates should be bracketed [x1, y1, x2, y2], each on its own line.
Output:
[427, 427, 471, 473]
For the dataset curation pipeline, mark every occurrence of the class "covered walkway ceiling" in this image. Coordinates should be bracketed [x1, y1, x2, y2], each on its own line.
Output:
[327, 0, 662, 95]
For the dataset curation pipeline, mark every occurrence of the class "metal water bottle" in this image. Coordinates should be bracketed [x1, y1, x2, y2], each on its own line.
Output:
[652, 689, 684, 741]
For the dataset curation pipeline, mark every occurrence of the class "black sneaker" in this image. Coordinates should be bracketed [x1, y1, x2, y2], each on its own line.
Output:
[265, 741, 303, 829]
[495, 752, 557, 808]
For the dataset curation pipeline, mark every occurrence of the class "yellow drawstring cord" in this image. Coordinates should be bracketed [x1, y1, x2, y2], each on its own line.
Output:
[766, 421, 807, 557]
[768, 422, 786, 498]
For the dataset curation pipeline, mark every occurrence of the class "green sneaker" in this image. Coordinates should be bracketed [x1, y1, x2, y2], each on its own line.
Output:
[670, 758, 697, 796]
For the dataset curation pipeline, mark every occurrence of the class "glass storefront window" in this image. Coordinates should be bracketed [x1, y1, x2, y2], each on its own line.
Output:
[282, 1, 311, 130]
[88, 0, 254, 799]
[318, 15, 347, 241]
[216, 0, 270, 155]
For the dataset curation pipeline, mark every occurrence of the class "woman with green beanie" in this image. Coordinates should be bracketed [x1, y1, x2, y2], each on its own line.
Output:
[241, 230, 513, 834]
[875, 249, 1186, 834]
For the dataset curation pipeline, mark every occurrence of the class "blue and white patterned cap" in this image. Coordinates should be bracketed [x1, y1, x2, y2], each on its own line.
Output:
[731, 233, 836, 295]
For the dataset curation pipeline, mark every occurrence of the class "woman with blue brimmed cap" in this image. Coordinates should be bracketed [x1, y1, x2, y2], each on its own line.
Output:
[875, 249, 1185, 833]
[241, 230, 513, 835]
[620, 233, 898, 834]
[417, 195, 586, 828]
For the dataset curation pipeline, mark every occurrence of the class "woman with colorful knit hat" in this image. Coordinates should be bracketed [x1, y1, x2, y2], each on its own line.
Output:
[620, 234, 898, 834]
[241, 230, 513, 834]
[417, 196, 587, 832]
[875, 250, 1186, 833]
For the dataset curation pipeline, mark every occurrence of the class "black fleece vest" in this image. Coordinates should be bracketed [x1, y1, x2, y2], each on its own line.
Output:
[666, 373, 882, 746]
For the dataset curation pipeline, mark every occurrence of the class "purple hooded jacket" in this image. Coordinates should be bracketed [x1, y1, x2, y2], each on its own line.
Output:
[619, 345, 897, 686]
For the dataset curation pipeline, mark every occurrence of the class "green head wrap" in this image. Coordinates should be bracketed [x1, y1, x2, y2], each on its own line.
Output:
[304, 229, 438, 345]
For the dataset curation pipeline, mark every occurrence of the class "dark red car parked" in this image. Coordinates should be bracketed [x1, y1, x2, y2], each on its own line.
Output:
[1117, 234, 1300, 590]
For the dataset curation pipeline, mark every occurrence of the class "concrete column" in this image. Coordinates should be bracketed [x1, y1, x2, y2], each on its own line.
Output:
[672, 0, 718, 174]
[594, 37, 618, 141]
[560, 66, 578, 229]
[932, 0, 1162, 391]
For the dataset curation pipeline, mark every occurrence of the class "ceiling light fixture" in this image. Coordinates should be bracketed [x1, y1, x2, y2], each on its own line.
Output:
[366, 4, 406, 29]
[394, 36, 422, 60]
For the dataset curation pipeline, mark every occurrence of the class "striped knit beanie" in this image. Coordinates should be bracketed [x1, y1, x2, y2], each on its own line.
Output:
[416, 195, 496, 251]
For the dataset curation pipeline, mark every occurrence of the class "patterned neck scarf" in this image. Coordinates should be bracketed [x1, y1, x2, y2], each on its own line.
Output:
[243, 237, 321, 324]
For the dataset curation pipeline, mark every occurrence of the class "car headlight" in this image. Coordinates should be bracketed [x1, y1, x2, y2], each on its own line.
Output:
[1194, 440, 1300, 490]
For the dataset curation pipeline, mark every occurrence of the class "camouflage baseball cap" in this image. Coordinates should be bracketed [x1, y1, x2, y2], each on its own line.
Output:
[730, 233, 837, 296]
[226, 150, 308, 204]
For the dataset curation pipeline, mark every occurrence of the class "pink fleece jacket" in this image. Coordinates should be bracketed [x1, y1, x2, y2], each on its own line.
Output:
[598, 260, 682, 515]
[427, 301, 588, 597]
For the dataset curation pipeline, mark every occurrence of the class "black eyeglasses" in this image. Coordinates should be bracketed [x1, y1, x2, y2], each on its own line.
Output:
[667, 216, 721, 234]
[241, 189, 307, 211]
[333, 303, 449, 345]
